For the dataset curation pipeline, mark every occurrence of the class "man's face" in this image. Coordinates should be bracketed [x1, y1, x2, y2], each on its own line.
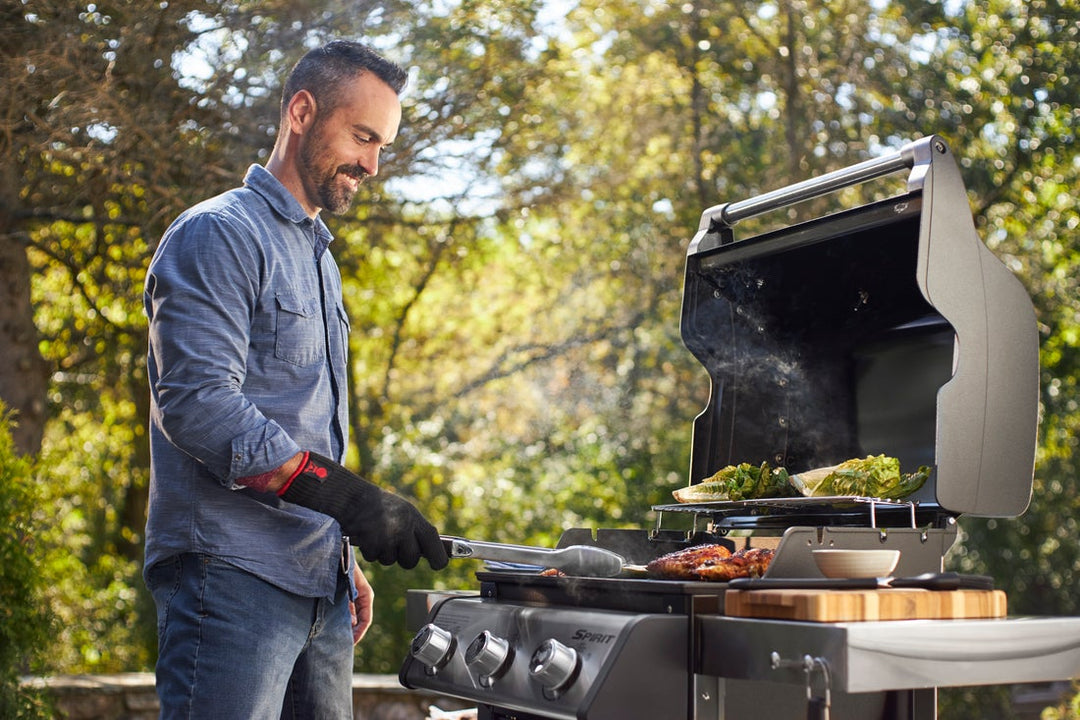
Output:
[298, 72, 402, 215]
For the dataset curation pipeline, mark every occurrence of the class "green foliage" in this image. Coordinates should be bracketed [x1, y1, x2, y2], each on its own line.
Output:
[1042, 681, 1080, 720]
[0, 407, 55, 719]
[32, 401, 153, 672]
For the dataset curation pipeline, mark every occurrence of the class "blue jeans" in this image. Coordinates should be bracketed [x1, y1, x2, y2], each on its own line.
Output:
[147, 554, 354, 719]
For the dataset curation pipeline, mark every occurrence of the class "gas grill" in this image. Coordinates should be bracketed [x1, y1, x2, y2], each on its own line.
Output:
[399, 136, 1080, 719]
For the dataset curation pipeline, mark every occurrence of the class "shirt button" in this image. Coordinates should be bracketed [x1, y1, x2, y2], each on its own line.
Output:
[234, 453, 243, 461]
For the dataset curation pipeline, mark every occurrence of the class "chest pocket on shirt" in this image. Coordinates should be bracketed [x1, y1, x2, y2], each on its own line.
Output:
[275, 292, 324, 367]
[336, 303, 351, 358]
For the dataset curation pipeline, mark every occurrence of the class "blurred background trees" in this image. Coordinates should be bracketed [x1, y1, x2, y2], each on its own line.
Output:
[2, 0, 1077, 715]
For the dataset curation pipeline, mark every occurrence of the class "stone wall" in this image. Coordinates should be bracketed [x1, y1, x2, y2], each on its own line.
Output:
[23, 673, 475, 720]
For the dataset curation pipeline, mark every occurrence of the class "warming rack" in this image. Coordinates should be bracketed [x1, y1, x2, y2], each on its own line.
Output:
[652, 496, 952, 532]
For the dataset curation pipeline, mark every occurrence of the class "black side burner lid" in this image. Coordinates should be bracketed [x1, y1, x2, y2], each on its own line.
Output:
[678, 136, 1038, 518]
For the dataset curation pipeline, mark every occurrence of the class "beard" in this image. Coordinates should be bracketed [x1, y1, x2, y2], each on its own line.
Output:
[299, 125, 369, 215]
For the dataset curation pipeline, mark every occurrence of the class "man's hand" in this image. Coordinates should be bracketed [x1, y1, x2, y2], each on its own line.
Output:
[350, 562, 374, 644]
[278, 452, 450, 570]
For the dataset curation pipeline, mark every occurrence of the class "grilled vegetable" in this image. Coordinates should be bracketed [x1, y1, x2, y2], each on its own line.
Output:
[672, 455, 931, 502]
[672, 461, 796, 503]
[789, 454, 931, 499]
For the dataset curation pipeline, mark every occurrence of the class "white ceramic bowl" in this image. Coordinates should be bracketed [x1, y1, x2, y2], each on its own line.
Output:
[812, 549, 900, 579]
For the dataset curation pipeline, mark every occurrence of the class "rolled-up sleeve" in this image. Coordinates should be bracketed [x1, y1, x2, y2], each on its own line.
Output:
[145, 211, 300, 485]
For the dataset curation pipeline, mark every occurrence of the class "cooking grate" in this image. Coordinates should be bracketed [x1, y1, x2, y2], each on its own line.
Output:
[652, 495, 943, 530]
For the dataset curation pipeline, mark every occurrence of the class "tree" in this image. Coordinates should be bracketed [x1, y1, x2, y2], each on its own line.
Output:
[1, 2, 57, 456]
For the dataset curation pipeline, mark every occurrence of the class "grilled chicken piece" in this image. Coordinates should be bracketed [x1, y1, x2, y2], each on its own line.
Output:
[645, 544, 732, 580]
[694, 547, 774, 581]
[645, 544, 774, 581]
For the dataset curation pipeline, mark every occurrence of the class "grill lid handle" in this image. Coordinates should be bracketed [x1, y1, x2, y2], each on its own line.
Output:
[704, 136, 938, 230]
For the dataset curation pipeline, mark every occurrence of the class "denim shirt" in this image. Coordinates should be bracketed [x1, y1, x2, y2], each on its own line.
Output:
[143, 165, 350, 599]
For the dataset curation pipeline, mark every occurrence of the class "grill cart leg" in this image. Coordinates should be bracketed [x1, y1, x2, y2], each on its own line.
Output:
[883, 688, 937, 720]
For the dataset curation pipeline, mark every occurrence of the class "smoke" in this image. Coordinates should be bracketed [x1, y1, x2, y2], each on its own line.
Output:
[689, 265, 864, 472]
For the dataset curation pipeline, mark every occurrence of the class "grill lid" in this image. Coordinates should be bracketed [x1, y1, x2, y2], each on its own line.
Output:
[679, 136, 1038, 518]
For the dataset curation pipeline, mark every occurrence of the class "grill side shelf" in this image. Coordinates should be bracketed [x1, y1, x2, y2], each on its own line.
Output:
[698, 615, 1080, 693]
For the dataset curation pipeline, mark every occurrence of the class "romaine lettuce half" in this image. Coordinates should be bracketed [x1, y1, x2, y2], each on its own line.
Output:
[672, 461, 795, 503]
[789, 454, 931, 499]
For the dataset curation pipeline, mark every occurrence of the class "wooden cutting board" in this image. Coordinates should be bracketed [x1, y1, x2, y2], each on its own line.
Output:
[724, 588, 1007, 622]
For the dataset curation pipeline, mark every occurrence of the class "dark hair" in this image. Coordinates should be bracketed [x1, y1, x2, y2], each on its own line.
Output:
[281, 40, 408, 120]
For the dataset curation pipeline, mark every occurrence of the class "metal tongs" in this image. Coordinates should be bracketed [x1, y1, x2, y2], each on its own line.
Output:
[441, 536, 626, 577]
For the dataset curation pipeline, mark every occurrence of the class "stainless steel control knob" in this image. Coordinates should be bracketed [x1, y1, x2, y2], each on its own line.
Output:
[465, 630, 512, 686]
[529, 638, 579, 695]
[410, 624, 455, 670]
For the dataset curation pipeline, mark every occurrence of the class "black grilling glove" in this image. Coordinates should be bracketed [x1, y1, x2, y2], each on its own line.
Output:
[279, 452, 449, 570]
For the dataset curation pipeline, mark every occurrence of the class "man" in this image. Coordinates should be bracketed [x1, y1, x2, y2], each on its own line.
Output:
[143, 41, 448, 718]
